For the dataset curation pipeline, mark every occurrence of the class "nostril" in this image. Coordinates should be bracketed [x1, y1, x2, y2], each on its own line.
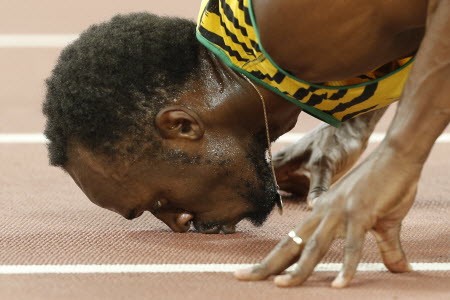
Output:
[175, 213, 194, 232]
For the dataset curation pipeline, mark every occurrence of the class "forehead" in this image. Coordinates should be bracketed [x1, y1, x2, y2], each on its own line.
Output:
[64, 143, 139, 213]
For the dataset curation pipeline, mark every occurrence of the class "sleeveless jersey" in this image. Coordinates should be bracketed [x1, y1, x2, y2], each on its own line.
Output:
[196, 0, 414, 127]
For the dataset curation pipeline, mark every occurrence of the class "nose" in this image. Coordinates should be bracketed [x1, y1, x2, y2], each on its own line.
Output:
[154, 211, 194, 233]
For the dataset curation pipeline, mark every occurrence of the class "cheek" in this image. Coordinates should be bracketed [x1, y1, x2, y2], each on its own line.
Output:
[174, 165, 250, 212]
[167, 137, 259, 209]
[209, 142, 255, 178]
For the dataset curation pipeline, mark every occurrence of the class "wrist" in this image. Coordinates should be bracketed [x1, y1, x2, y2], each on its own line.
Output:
[382, 131, 430, 165]
[341, 108, 387, 141]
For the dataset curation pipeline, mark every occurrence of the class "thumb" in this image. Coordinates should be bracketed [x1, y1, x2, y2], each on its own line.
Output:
[373, 224, 412, 273]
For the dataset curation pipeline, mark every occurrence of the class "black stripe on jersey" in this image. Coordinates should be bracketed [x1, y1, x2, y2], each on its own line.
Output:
[305, 92, 329, 106]
[217, 13, 253, 54]
[293, 88, 309, 100]
[272, 72, 286, 84]
[207, 0, 260, 52]
[341, 105, 378, 121]
[198, 26, 247, 62]
[322, 83, 378, 114]
[328, 89, 348, 100]
[249, 39, 261, 53]
[292, 86, 318, 101]
[206, 1, 221, 15]
[249, 70, 286, 84]
[358, 74, 376, 80]
[237, 0, 252, 26]
[220, 0, 249, 37]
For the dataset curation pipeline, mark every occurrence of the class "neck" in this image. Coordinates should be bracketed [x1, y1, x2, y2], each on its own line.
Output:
[203, 50, 301, 140]
[258, 87, 301, 141]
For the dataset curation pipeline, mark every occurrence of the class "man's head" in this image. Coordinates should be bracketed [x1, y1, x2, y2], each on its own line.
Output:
[43, 13, 280, 233]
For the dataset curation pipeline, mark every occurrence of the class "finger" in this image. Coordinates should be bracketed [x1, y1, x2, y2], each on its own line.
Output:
[373, 224, 412, 273]
[276, 171, 310, 199]
[307, 161, 333, 208]
[272, 148, 298, 178]
[273, 143, 312, 182]
[331, 221, 366, 288]
[272, 142, 308, 171]
[274, 214, 338, 287]
[234, 214, 320, 281]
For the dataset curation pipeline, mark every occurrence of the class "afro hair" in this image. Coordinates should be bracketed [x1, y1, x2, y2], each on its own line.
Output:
[43, 12, 201, 166]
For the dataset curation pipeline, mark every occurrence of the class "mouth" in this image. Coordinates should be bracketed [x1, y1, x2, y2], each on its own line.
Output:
[193, 220, 237, 234]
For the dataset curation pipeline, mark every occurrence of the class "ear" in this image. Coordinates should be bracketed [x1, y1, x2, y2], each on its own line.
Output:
[155, 106, 205, 140]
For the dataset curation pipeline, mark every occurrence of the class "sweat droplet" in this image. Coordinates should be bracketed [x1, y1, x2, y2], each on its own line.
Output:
[265, 149, 271, 164]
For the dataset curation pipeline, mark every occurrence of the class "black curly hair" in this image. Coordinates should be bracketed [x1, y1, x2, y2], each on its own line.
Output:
[43, 13, 201, 166]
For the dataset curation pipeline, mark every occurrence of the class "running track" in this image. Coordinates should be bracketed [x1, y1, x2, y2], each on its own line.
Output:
[1, 1, 449, 299]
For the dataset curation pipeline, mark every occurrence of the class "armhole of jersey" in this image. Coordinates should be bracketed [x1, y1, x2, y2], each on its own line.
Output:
[197, 0, 342, 127]
[197, 31, 342, 127]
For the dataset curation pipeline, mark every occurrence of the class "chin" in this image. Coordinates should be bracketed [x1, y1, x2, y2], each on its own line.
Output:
[244, 202, 275, 227]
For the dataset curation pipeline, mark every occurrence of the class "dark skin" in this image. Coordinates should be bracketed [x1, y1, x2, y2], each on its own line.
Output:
[65, 0, 450, 288]
[235, 0, 450, 288]
[65, 49, 300, 234]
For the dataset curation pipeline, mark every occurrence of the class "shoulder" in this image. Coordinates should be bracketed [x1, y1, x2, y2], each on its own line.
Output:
[251, 0, 426, 81]
[251, 0, 390, 80]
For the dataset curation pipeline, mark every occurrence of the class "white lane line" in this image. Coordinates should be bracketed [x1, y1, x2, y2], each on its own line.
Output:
[0, 263, 448, 275]
[0, 134, 47, 144]
[0, 34, 78, 48]
[1, 133, 450, 144]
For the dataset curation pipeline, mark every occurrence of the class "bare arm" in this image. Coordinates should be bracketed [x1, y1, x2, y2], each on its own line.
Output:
[386, 0, 450, 163]
[235, 0, 450, 288]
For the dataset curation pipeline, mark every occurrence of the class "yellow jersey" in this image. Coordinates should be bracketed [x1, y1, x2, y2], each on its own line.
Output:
[196, 0, 414, 127]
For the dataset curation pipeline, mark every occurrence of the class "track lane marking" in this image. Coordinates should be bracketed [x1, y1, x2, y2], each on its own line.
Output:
[0, 34, 78, 48]
[0, 263, 448, 274]
[1, 133, 450, 144]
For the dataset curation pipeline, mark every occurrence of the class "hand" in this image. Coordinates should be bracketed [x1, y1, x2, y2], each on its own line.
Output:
[235, 143, 421, 288]
[274, 122, 370, 207]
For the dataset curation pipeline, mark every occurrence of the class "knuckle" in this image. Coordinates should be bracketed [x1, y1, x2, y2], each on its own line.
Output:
[344, 202, 371, 222]
[254, 263, 273, 276]
[344, 207, 360, 219]
[272, 150, 287, 162]
[278, 237, 292, 248]
[278, 239, 300, 256]
[310, 185, 329, 195]
[311, 156, 332, 169]
[305, 237, 319, 251]
[255, 263, 268, 272]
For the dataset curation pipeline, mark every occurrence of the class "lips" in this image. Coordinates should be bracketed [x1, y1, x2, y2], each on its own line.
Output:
[193, 221, 236, 234]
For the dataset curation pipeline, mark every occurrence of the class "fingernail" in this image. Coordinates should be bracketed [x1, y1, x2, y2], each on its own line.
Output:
[406, 262, 413, 272]
[331, 274, 348, 288]
[234, 267, 253, 279]
[274, 274, 292, 287]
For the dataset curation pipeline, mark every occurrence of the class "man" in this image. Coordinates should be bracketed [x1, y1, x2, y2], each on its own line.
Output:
[43, 0, 449, 288]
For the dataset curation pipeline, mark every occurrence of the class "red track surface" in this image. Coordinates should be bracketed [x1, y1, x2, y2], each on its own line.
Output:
[1, 1, 449, 299]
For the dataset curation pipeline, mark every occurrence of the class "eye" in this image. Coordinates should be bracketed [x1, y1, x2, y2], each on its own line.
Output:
[181, 122, 190, 133]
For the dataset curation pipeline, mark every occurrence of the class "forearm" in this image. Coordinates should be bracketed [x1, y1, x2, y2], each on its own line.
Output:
[385, 0, 450, 163]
